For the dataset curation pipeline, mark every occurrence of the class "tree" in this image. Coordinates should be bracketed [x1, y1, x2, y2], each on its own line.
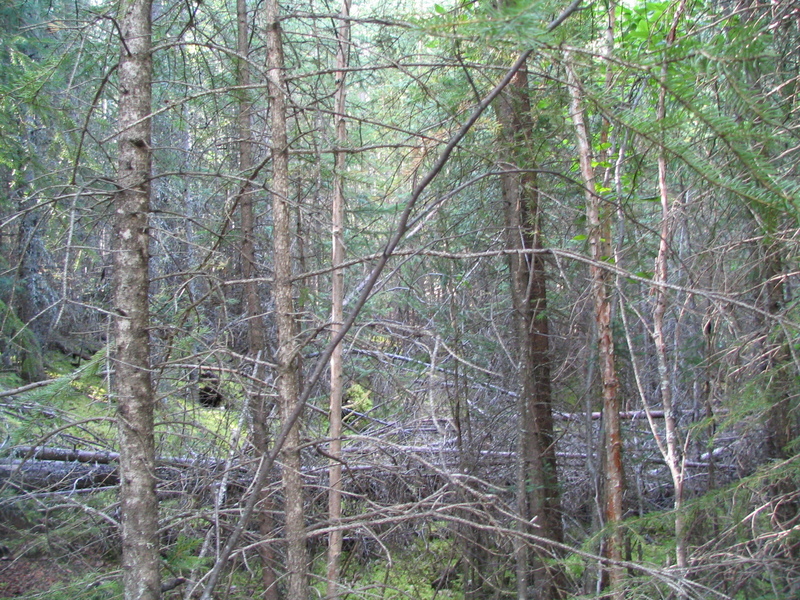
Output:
[236, 0, 279, 594]
[113, 0, 160, 597]
[651, 0, 689, 572]
[265, 0, 308, 595]
[565, 51, 626, 598]
[496, 64, 564, 600]
[326, 0, 351, 597]
[2, 1, 800, 600]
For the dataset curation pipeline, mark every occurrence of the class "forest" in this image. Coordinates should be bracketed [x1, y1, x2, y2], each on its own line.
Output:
[0, 0, 798, 598]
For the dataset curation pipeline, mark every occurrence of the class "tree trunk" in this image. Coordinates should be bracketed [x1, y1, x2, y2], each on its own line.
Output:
[758, 238, 793, 462]
[264, 0, 308, 596]
[565, 52, 626, 599]
[326, 1, 351, 598]
[496, 66, 564, 600]
[114, 0, 160, 597]
[237, 0, 279, 596]
[655, 8, 688, 569]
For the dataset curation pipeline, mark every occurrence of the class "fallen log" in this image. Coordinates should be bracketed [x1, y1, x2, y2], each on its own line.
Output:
[554, 410, 665, 421]
[0, 459, 118, 492]
[11, 446, 224, 470]
[2, 447, 257, 502]
[13, 446, 120, 464]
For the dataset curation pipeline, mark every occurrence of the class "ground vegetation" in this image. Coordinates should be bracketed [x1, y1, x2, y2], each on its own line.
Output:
[0, 0, 798, 599]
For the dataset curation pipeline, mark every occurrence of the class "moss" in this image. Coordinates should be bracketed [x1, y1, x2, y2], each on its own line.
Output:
[344, 382, 373, 414]
[343, 383, 373, 429]
[20, 350, 45, 382]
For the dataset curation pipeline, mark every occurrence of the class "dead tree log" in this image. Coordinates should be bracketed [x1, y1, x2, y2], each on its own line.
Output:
[0, 459, 118, 492]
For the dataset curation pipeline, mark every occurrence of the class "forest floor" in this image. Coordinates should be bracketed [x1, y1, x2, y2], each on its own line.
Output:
[0, 552, 112, 598]
[0, 556, 62, 598]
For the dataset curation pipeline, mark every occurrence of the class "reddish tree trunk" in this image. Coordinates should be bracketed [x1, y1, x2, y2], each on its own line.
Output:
[565, 53, 626, 599]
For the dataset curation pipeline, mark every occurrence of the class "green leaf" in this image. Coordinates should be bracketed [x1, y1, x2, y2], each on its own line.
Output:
[572, 234, 587, 241]
[434, 4, 446, 14]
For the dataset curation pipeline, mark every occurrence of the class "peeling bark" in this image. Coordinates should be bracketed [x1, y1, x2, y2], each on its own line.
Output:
[565, 52, 625, 599]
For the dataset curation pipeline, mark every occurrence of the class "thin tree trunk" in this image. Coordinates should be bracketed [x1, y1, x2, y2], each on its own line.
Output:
[326, 1, 350, 598]
[264, 0, 308, 596]
[755, 236, 798, 529]
[729, 0, 794, 465]
[655, 59, 687, 576]
[760, 244, 792, 461]
[114, 0, 160, 597]
[194, 42, 565, 600]
[565, 52, 625, 600]
[237, 0, 279, 596]
[496, 66, 564, 600]
[653, 2, 688, 572]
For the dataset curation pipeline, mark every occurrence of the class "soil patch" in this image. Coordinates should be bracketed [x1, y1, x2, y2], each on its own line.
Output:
[0, 555, 109, 598]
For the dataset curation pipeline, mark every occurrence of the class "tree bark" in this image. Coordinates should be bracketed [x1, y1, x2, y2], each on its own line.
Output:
[264, 0, 308, 596]
[654, 6, 688, 570]
[237, 0, 279, 596]
[194, 44, 554, 600]
[565, 52, 626, 599]
[114, 0, 160, 597]
[326, 0, 351, 597]
[760, 244, 793, 461]
[496, 66, 564, 600]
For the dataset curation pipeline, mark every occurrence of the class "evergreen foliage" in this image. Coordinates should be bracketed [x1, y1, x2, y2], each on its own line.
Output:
[0, 0, 798, 598]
